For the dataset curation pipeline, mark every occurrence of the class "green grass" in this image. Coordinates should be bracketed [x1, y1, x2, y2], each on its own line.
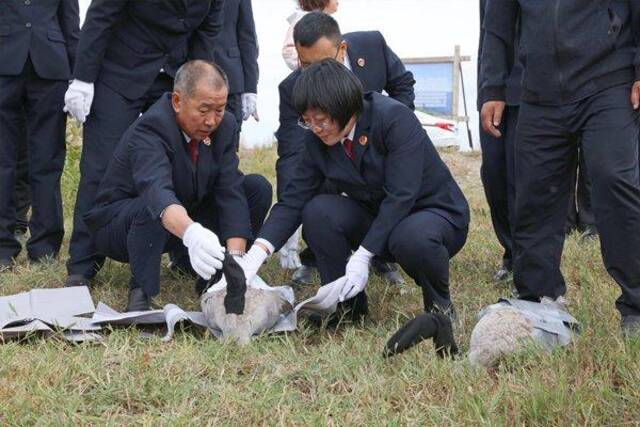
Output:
[1, 125, 640, 425]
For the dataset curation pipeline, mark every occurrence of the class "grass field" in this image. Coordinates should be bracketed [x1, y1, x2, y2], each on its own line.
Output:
[1, 124, 639, 426]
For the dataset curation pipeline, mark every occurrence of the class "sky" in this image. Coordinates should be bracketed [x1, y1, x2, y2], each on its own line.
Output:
[78, 0, 481, 149]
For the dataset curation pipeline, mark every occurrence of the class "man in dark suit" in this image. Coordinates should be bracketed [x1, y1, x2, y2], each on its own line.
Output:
[213, 0, 259, 149]
[237, 59, 469, 321]
[481, 0, 640, 334]
[63, 0, 225, 287]
[0, 0, 80, 269]
[477, 0, 521, 283]
[275, 12, 416, 285]
[85, 61, 272, 311]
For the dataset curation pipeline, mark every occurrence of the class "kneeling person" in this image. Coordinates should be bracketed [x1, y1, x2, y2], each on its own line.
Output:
[84, 61, 272, 311]
[239, 59, 470, 319]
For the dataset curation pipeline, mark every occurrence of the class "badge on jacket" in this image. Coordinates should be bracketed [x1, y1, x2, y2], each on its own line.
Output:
[358, 135, 368, 146]
[357, 57, 366, 67]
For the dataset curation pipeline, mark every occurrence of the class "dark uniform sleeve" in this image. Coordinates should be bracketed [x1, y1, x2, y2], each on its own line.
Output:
[361, 105, 426, 256]
[478, 0, 519, 104]
[238, 0, 259, 94]
[211, 125, 253, 241]
[189, 0, 226, 61]
[632, 1, 640, 81]
[275, 77, 306, 158]
[127, 124, 181, 221]
[258, 140, 324, 250]
[72, 0, 129, 83]
[378, 31, 416, 110]
[57, 0, 80, 71]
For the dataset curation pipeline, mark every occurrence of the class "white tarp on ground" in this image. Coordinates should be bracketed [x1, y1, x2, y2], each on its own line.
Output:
[0, 277, 348, 343]
[0, 286, 101, 341]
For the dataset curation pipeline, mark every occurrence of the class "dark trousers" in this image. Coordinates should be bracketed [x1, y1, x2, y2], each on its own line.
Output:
[93, 173, 272, 297]
[226, 93, 243, 150]
[0, 57, 67, 260]
[67, 73, 174, 278]
[566, 147, 596, 233]
[513, 83, 640, 316]
[479, 105, 518, 269]
[301, 194, 467, 312]
[15, 114, 30, 232]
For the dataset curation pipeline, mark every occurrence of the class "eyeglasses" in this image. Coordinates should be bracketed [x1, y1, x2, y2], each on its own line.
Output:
[297, 117, 331, 131]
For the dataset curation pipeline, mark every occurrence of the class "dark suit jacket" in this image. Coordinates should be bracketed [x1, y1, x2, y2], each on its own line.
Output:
[0, 0, 79, 79]
[73, 0, 224, 100]
[260, 92, 470, 255]
[213, 0, 258, 95]
[275, 30, 416, 158]
[84, 93, 252, 242]
[477, 0, 522, 109]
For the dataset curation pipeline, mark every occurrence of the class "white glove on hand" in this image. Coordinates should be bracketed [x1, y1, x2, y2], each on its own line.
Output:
[339, 246, 374, 302]
[63, 79, 94, 123]
[235, 244, 269, 281]
[241, 93, 259, 121]
[278, 228, 301, 269]
[182, 223, 225, 280]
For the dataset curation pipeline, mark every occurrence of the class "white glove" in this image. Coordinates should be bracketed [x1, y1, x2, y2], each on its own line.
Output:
[241, 93, 259, 121]
[63, 79, 94, 123]
[235, 244, 269, 281]
[278, 228, 301, 269]
[339, 246, 374, 302]
[182, 223, 225, 280]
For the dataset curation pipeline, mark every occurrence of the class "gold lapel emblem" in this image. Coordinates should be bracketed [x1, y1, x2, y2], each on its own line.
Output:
[203, 137, 211, 146]
[357, 57, 366, 67]
[358, 135, 368, 146]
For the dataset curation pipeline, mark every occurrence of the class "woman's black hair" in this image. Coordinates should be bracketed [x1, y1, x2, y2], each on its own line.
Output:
[292, 58, 363, 130]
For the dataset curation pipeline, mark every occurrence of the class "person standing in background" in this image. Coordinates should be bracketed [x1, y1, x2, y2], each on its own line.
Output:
[214, 0, 260, 150]
[477, 0, 521, 283]
[0, 0, 80, 270]
[282, 0, 339, 70]
[481, 0, 640, 335]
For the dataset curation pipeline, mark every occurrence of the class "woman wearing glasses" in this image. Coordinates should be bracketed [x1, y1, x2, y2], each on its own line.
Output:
[237, 59, 469, 322]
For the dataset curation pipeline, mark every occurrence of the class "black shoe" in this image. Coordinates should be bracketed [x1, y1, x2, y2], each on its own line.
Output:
[292, 265, 315, 286]
[371, 258, 405, 285]
[0, 258, 14, 272]
[621, 315, 640, 338]
[65, 274, 91, 287]
[579, 225, 598, 242]
[492, 265, 512, 283]
[126, 287, 152, 312]
[306, 292, 369, 328]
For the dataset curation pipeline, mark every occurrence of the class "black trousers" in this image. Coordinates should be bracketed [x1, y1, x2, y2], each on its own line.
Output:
[14, 112, 30, 232]
[0, 57, 67, 260]
[92, 173, 272, 297]
[479, 105, 518, 269]
[301, 194, 468, 312]
[67, 73, 174, 278]
[513, 83, 640, 316]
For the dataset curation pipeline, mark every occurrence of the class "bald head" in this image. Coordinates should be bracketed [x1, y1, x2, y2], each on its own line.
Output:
[174, 60, 228, 98]
[172, 60, 229, 142]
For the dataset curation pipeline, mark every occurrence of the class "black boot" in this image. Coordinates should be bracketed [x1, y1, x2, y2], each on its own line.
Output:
[126, 287, 152, 312]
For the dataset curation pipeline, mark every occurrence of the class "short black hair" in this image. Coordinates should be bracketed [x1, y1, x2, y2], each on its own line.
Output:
[292, 58, 363, 130]
[174, 60, 228, 97]
[293, 11, 342, 48]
